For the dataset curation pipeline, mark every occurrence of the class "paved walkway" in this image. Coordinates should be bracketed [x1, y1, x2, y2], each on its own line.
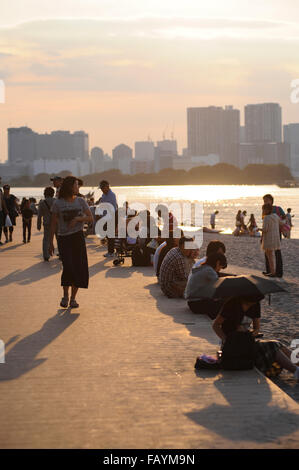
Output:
[0, 225, 299, 448]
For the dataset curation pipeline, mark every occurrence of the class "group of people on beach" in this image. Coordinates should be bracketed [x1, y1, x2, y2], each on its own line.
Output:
[1, 175, 298, 382]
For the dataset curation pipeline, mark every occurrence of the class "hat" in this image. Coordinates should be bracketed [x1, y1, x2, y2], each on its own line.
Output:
[50, 176, 63, 181]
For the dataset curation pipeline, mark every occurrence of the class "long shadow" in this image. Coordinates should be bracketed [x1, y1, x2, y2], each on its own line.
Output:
[0, 259, 61, 286]
[105, 265, 154, 279]
[0, 309, 79, 381]
[0, 243, 25, 252]
[187, 374, 299, 443]
[144, 281, 205, 340]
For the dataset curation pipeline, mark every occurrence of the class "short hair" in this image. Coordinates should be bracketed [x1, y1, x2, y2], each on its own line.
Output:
[77, 178, 83, 187]
[100, 180, 109, 189]
[206, 240, 226, 256]
[205, 252, 227, 270]
[44, 186, 55, 198]
[287, 208, 292, 212]
[263, 194, 274, 203]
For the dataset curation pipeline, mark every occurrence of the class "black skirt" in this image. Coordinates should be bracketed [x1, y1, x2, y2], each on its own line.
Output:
[58, 230, 89, 288]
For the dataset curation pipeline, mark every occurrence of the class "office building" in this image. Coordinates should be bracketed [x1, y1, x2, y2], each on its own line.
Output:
[187, 106, 240, 166]
[284, 123, 299, 176]
[244, 103, 282, 143]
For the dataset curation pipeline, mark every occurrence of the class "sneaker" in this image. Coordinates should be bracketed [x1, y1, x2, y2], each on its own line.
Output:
[104, 252, 115, 257]
[69, 299, 79, 308]
[262, 271, 270, 276]
[23, 240, 26, 244]
[60, 297, 69, 308]
[44, 257, 49, 262]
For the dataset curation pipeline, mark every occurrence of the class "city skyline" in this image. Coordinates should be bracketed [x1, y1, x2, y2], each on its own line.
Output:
[0, 1, 299, 162]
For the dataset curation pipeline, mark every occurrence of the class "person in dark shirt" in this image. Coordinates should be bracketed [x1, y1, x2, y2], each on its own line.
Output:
[21, 199, 33, 243]
[212, 295, 299, 380]
[3, 184, 19, 242]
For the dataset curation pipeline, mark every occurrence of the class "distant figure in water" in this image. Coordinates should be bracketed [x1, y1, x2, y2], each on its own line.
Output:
[210, 210, 219, 230]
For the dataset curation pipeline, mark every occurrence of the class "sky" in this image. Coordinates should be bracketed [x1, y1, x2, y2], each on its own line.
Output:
[0, 0, 299, 162]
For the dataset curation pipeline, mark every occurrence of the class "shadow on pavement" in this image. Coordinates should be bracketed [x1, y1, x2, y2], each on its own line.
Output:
[0, 310, 79, 381]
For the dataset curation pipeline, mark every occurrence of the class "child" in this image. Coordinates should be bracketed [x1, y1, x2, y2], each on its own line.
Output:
[21, 199, 33, 243]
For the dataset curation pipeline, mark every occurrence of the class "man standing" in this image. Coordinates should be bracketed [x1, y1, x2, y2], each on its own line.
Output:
[98, 180, 118, 257]
[262, 194, 284, 277]
[210, 210, 219, 230]
[50, 176, 63, 198]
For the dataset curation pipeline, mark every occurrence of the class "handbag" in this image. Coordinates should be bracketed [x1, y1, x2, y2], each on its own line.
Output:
[5, 214, 12, 227]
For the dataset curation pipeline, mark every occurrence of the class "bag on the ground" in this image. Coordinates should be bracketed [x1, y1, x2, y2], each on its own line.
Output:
[220, 331, 256, 370]
[194, 354, 221, 370]
[5, 214, 12, 227]
[131, 246, 151, 266]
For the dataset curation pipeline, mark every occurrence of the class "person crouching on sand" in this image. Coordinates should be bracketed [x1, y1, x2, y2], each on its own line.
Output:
[49, 176, 93, 308]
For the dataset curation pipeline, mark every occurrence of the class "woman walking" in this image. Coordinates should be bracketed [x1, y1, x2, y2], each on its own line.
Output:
[2, 184, 19, 243]
[260, 203, 281, 277]
[49, 176, 93, 308]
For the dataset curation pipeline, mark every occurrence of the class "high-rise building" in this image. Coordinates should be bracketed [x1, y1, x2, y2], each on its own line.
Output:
[155, 139, 178, 172]
[90, 147, 105, 173]
[239, 142, 290, 169]
[8, 127, 89, 164]
[112, 144, 133, 174]
[187, 106, 240, 166]
[134, 141, 155, 162]
[244, 103, 282, 143]
[284, 124, 299, 176]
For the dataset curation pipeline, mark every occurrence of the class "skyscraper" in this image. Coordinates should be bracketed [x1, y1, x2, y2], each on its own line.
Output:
[284, 123, 299, 176]
[187, 106, 240, 166]
[244, 103, 282, 143]
[112, 144, 133, 174]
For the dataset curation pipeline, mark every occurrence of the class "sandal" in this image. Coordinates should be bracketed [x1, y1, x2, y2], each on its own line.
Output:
[69, 299, 79, 308]
[60, 297, 69, 308]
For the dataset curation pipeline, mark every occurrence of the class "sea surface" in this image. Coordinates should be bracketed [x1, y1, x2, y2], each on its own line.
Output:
[13, 184, 299, 238]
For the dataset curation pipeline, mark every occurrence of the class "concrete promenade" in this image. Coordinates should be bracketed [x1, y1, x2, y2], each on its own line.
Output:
[0, 225, 299, 448]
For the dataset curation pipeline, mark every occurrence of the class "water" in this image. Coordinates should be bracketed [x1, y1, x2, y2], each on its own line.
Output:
[12, 184, 299, 238]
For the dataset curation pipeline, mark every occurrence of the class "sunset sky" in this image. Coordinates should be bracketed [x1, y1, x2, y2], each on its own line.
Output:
[0, 0, 299, 162]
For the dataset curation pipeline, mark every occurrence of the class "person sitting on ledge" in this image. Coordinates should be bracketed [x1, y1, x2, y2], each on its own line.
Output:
[159, 236, 197, 298]
[185, 252, 227, 319]
[212, 295, 299, 381]
[193, 240, 226, 269]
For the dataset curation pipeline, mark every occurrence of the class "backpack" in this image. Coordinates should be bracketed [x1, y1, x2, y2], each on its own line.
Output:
[220, 331, 256, 370]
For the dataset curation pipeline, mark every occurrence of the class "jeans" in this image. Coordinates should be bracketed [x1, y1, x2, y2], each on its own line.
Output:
[43, 224, 51, 259]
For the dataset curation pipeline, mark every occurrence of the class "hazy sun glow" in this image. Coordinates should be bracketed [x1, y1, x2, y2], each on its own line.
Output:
[0, 1, 299, 161]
